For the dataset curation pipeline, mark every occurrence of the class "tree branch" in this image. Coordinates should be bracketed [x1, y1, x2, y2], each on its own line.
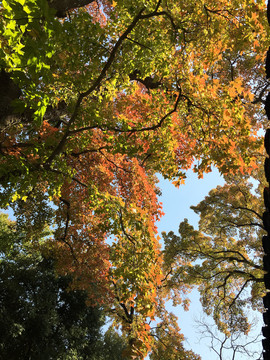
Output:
[45, 7, 146, 166]
[230, 205, 262, 220]
[118, 210, 136, 245]
[48, 0, 95, 17]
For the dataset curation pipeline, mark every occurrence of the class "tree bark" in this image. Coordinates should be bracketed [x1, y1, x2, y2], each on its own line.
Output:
[47, 0, 95, 17]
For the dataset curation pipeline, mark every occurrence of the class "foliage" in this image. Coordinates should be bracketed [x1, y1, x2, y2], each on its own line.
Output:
[162, 170, 266, 337]
[148, 311, 201, 360]
[0, 212, 17, 254]
[0, 0, 268, 357]
[0, 213, 128, 360]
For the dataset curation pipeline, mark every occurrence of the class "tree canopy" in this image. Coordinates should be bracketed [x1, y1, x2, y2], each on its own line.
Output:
[0, 212, 128, 360]
[0, 0, 268, 357]
[162, 170, 266, 338]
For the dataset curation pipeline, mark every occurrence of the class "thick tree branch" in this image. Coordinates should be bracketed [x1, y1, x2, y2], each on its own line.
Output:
[45, 7, 146, 166]
[112, 281, 134, 323]
[230, 205, 262, 220]
[228, 279, 250, 310]
[226, 220, 265, 230]
[44, 6, 183, 165]
[48, 0, 95, 17]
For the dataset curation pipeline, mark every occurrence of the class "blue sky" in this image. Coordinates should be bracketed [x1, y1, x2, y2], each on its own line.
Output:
[157, 167, 225, 235]
[157, 169, 263, 359]
[1, 167, 263, 358]
[157, 168, 225, 358]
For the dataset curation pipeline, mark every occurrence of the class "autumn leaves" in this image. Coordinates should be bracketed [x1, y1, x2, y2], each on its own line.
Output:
[0, 0, 269, 357]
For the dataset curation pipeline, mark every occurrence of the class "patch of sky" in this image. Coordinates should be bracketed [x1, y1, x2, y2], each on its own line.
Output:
[154, 167, 263, 359]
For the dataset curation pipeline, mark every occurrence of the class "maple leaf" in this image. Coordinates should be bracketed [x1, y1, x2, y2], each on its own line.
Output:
[0, 0, 268, 356]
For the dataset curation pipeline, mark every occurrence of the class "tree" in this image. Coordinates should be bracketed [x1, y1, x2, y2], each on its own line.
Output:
[0, 212, 128, 360]
[148, 312, 201, 360]
[0, 0, 268, 357]
[195, 316, 263, 360]
[162, 170, 266, 337]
